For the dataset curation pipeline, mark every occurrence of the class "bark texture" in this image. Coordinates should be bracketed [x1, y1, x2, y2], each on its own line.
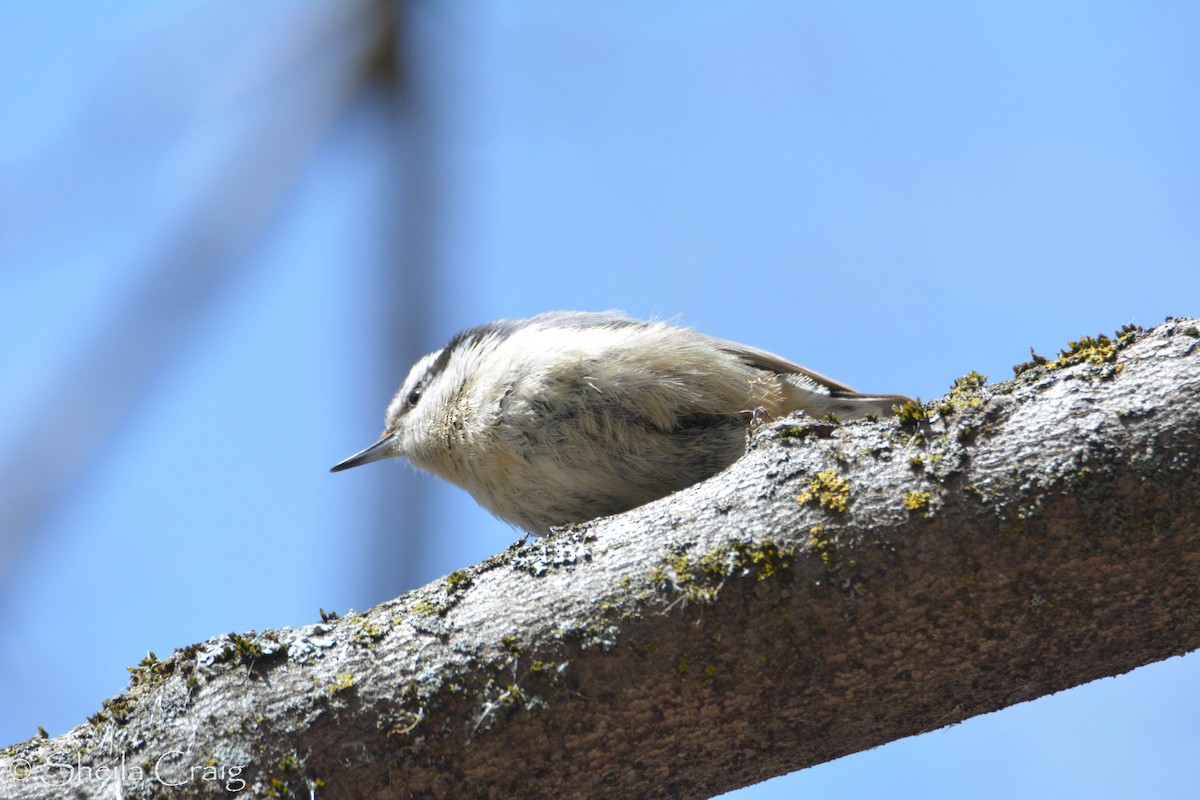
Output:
[4, 319, 1199, 799]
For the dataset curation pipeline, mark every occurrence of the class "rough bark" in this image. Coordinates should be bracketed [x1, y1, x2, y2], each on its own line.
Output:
[4, 318, 1199, 800]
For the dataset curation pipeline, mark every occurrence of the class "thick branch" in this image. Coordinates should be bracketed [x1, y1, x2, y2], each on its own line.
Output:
[4, 319, 1200, 799]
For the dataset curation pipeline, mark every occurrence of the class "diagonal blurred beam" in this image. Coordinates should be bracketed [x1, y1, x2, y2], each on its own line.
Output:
[0, 1, 392, 582]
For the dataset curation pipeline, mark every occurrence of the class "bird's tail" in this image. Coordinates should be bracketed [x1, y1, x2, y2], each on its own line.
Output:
[779, 376, 911, 421]
[821, 391, 912, 420]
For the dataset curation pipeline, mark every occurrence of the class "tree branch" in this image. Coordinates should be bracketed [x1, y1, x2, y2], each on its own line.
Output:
[5, 319, 1200, 799]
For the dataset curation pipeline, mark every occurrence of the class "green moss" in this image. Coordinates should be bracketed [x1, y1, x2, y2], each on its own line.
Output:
[265, 777, 291, 798]
[653, 540, 798, 605]
[220, 633, 264, 663]
[445, 570, 473, 593]
[1052, 334, 1118, 368]
[775, 424, 818, 439]
[407, 568, 477, 618]
[745, 542, 789, 578]
[797, 470, 850, 513]
[693, 541, 796, 583]
[801, 527, 868, 609]
[1016, 324, 1141, 376]
[951, 371, 988, 393]
[903, 490, 932, 512]
[664, 553, 693, 581]
[804, 526, 835, 565]
[348, 615, 386, 646]
[411, 598, 437, 616]
[1116, 323, 1143, 341]
[177, 643, 203, 661]
[471, 677, 535, 734]
[92, 695, 134, 726]
[1012, 347, 1050, 376]
[261, 749, 324, 798]
[328, 673, 355, 695]
[647, 564, 668, 588]
[802, 525, 870, 609]
[127, 651, 171, 688]
[732, 541, 794, 580]
[1183, 325, 1200, 338]
[501, 684, 525, 706]
[214, 631, 287, 669]
[895, 399, 929, 428]
[655, 553, 716, 604]
[277, 753, 302, 772]
[937, 371, 988, 416]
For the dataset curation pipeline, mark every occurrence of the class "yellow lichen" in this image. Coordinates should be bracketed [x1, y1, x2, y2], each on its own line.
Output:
[797, 470, 850, 513]
[903, 490, 932, 511]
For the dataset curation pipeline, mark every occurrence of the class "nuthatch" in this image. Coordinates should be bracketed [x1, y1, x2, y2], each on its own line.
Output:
[332, 311, 909, 535]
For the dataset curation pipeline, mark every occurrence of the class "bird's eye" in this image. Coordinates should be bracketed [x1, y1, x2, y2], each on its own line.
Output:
[405, 387, 423, 408]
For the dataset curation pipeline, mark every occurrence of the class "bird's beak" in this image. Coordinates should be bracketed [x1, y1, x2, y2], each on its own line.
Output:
[330, 436, 397, 473]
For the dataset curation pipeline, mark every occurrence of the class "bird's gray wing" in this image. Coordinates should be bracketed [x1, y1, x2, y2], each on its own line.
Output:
[715, 339, 859, 395]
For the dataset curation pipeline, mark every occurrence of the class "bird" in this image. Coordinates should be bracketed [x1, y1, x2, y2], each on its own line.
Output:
[331, 311, 909, 535]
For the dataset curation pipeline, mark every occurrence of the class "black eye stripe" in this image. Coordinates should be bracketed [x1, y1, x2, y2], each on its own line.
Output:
[404, 315, 639, 417]
[411, 324, 511, 399]
[425, 348, 454, 385]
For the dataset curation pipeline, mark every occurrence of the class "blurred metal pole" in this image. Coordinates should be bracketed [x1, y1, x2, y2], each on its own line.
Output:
[363, 0, 439, 598]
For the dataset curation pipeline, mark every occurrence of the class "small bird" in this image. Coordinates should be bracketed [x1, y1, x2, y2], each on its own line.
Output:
[332, 312, 909, 535]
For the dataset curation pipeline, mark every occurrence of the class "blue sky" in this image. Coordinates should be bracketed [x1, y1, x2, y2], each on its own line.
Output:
[1, 3, 1198, 798]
